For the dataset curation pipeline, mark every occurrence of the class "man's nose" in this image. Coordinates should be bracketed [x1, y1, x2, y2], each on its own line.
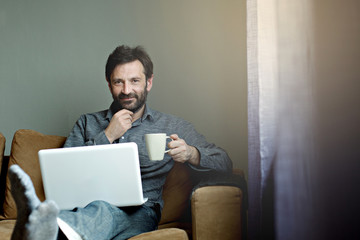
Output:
[122, 82, 131, 95]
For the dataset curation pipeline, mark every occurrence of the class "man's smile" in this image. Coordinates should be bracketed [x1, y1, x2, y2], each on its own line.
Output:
[119, 93, 137, 102]
[120, 97, 134, 101]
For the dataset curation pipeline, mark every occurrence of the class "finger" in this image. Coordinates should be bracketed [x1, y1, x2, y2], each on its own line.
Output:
[127, 115, 133, 122]
[115, 109, 131, 116]
[115, 109, 134, 120]
[117, 111, 133, 122]
[125, 110, 134, 120]
[169, 144, 187, 157]
[170, 134, 179, 140]
[126, 115, 133, 122]
[167, 147, 179, 156]
[119, 109, 134, 115]
[168, 138, 183, 149]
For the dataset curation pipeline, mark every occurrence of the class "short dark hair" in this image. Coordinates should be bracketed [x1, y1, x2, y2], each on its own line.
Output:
[105, 45, 153, 82]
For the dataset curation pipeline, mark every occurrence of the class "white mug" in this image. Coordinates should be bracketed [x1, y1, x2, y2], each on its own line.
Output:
[145, 133, 172, 161]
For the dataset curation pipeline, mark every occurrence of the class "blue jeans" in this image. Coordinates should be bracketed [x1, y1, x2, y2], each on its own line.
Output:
[58, 200, 159, 240]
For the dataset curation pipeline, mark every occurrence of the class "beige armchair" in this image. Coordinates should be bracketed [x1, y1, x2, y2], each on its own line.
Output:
[0, 130, 246, 240]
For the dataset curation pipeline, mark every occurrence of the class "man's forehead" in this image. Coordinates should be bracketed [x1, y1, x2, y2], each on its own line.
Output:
[111, 60, 145, 78]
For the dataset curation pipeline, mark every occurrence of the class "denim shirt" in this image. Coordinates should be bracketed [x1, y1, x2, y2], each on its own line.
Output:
[64, 102, 233, 209]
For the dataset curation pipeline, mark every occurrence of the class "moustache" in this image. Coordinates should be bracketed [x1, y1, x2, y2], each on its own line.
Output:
[118, 93, 138, 99]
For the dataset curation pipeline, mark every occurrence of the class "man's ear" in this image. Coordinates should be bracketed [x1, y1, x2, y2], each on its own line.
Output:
[107, 79, 112, 92]
[146, 74, 154, 92]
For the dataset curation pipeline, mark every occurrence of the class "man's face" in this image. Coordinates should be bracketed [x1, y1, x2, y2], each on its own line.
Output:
[108, 60, 153, 113]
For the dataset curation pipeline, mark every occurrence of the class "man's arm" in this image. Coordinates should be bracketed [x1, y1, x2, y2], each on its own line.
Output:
[63, 116, 108, 147]
[166, 124, 233, 173]
[64, 109, 134, 148]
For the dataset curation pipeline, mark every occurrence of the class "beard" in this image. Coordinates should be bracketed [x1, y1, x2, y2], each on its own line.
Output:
[113, 87, 148, 114]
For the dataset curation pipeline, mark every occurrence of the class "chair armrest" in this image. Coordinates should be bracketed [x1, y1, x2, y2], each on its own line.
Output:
[191, 186, 243, 240]
[129, 228, 188, 240]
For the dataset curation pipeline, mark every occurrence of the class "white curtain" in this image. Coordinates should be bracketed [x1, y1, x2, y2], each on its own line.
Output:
[247, 0, 360, 239]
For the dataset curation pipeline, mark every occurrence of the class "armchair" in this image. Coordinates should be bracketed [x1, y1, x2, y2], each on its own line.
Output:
[0, 130, 246, 239]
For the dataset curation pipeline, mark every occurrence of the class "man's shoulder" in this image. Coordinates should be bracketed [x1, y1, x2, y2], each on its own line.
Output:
[149, 108, 181, 120]
[149, 108, 192, 126]
[78, 109, 109, 121]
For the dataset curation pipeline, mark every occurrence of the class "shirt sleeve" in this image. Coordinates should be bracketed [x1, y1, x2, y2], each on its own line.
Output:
[63, 115, 110, 148]
[177, 121, 233, 173]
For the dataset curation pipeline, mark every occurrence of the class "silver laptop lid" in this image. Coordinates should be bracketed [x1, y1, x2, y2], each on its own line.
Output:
[39, 142, 147, 210]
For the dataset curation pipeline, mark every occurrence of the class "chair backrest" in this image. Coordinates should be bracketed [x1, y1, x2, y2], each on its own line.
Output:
[1, 129, 66, 219]
[159, 162, 194, 225]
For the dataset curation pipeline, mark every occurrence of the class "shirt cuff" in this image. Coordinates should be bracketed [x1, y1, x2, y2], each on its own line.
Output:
[187, 147, 212, 172]
[93, 131, 111, 145]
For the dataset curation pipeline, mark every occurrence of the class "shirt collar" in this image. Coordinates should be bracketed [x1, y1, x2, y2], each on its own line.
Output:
[141, 105, 154, 122]
[105, 101, 117, 120]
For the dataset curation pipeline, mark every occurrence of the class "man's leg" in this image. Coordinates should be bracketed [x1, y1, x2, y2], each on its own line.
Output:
[9, 164, 159, 240]
[59, 201, 159, 240]
[9, 165, 59, 240]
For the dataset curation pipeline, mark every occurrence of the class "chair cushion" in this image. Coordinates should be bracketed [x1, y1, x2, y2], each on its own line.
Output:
[1, 129, 66, 219]
[129, 228, 188, 240]
[0, 219, 15, 240]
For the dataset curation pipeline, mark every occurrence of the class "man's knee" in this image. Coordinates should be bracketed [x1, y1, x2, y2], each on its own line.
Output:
[85, 200, 115, 214]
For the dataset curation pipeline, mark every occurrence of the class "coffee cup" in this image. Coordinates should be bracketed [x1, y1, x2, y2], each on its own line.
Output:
[145, 133, 172, 161]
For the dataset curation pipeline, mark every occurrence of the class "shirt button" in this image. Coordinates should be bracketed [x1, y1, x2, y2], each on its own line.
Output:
[121, 136, 124, 139]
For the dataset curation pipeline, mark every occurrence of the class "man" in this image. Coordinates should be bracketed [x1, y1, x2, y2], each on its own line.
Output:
[9, 45, 233, 240]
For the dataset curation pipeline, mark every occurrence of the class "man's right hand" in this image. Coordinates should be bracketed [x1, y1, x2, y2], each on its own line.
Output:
[104, 109, 133, 143]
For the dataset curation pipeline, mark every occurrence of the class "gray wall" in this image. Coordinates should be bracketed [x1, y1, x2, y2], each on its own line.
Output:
[0, 0, 247, 171]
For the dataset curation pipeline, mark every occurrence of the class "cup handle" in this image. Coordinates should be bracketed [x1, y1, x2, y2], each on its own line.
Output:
[164, 136, 173, 153]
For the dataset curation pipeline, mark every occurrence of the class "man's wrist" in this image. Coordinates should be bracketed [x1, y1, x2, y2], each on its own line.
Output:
[188, 146, 200, 166]
[104, 129, 116, 144]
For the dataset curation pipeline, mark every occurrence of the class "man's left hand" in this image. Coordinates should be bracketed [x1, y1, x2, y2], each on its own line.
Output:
[167, 134, 200, 166]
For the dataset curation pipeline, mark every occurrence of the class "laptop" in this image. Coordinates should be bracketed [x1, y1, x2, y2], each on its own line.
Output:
[38, 142, 147, 210]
